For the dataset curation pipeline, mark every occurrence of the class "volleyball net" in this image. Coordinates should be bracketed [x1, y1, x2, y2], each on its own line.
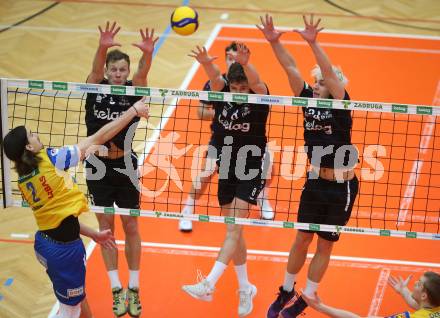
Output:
[1, 78, 439, 240]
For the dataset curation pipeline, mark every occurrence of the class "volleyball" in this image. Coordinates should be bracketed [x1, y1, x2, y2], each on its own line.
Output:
[170, 6, 199, 36]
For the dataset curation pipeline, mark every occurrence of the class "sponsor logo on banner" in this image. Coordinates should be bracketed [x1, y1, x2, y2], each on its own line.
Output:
[353, 102, 383, 110]
[232, 94, 248, 103]
[135, 87, 150, 96]
[283, 222, 294, 229]
[199, 215, 209, 222]
[392, 104, 408, 113]
[155, 211, 162, 218]
[292, 98, 308, 106]
[405, 232, 417, 238]
[78, 84, 99, 92]
[159, 89, 169, 97]
[309, 224, 320, 231]
[416, 106, 432, 115]
[258, 96, 281, 104]
[104, 207, 115, 214]
[130, 209, 140, 217]
[380, 229, 391, 236]
[225, 217, 235, 224]
[52, 82, 68, 90]
[111, 86, 126, 95]
[171, 90, 199, 98]
[29, 80, 44, 89]
[343, 101, 350, 109]
[250, 219, 268, 225]
[317, 100, 333, 108]
[208, 92, 224, 101]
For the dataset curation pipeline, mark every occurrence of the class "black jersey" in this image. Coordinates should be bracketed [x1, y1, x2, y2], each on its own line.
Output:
[85, 79, 142, 150]
[211, 84, 269, 155]
[300, 83, 356, 168]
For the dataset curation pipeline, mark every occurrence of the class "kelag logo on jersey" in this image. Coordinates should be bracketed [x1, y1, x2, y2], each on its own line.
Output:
[218, 103, 251, 132]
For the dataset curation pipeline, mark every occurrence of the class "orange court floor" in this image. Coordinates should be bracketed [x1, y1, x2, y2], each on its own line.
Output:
[84, 25, 440, 317]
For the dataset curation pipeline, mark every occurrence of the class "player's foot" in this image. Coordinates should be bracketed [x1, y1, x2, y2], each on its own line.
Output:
[112, 287, 127, 317]
[179, 203, 194, 232]
[179, 219, 193, 232]
[127, 287, 142, 317]
[238, 284, 257, 317]
[267, 286, 296, 318]
[279, 294, 308, 318]
[182, 271, 214, 301]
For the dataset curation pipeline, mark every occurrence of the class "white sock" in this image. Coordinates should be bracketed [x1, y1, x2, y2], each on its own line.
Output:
[108, 270, 122, 289]
[128, 270, 140, 289]
[283, 271, 297, 292]
[206, 261, 227, 288]
[234, 264, 251, 290]
[182, 196, 195, 215]
[303, 278, 319, 298]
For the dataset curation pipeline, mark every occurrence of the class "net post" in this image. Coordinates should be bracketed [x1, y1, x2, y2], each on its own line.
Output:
[0, 78, 12, 208]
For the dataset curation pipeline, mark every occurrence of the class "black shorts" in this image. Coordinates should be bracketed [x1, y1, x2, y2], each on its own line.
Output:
[298, 175, 359, 242]
[217, 154, 265, 206]
[84, 153, 140, 209]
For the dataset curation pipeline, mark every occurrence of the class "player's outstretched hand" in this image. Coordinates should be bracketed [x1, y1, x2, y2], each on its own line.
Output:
[132, 28, 159, 54]
[293, 14, 324, 44]
[188, 46, 218, 65]
[256, 14, 286, 43]
[388, 274, 412, 295]
[98, 21, 122, 49]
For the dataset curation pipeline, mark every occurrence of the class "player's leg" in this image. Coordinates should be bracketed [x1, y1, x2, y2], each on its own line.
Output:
[257, 150, 274, 220]
[115, 153, 142, 317]
[267, 176, 321, 318]
[179, 152, 217, 232]
[181, 177, 237, 301]
[280, 176, 358, 317]
[79, 299, 92, 318]
[34, 233, 88, 318]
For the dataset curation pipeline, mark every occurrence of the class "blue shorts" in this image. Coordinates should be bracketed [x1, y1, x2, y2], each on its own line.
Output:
[34, 231, 86, 306]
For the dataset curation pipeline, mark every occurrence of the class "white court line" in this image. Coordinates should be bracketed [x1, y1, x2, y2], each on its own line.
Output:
[115, 240, 440, 268]
[216, 36, 440, 54]
[368, 268, 391, 316]
[2, 24, 439, 53]
[398, 81, 440, 225]
[10, 233, 30, 239]
[220, 23, 440, 40]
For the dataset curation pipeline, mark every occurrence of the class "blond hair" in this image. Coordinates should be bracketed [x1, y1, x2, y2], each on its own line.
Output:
[311, 65, 348, 86]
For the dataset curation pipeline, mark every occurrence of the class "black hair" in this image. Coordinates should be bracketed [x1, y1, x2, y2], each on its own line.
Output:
[227, 62, 247, 84]
[225, 42, 238, 54]
[2, 126, 41, 176]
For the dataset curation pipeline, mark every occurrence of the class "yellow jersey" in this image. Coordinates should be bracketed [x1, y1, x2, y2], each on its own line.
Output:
[386, 307, 440, 318]
[18, 146, 88, 230]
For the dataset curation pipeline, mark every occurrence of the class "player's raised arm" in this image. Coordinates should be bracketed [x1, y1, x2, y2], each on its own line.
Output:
[295, 15, 345, 100]
[188, 46, 225, 91]
[257, 14, 304, 96]
[132, 28, 159, 86]
[228, 42, 267, 95]
[87, 21, 122, 84]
